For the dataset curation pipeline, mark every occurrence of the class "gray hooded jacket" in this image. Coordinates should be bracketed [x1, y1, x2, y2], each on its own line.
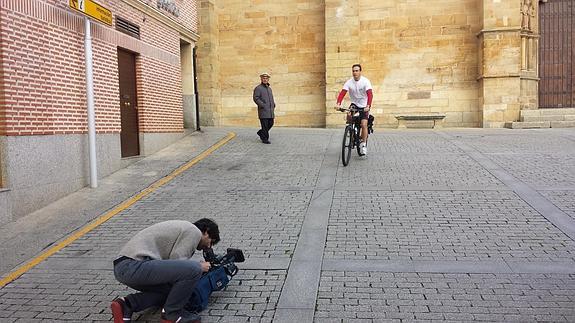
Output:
[253, 83, 276, 119]
[118, 220, 202, 261]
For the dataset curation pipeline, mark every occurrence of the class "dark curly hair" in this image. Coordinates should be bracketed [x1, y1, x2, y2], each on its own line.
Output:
[193, 218, 220, 245]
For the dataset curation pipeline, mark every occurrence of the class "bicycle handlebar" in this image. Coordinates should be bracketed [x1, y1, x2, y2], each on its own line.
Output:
[336, 104, 367, 112]
[337, 105, 366, 112]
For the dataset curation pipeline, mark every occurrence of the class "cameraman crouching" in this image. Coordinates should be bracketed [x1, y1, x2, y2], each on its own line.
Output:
[110, 218, 220, 323]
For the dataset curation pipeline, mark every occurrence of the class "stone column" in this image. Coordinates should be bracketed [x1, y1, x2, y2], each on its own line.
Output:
[325, 0, 360, 127]
[519, 0, 539, 111]
[478, 0, 538, 127]
[197, 0, 222, 126]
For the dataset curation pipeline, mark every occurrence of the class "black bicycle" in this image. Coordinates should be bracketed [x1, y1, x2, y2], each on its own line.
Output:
[338, 103, 369, 166]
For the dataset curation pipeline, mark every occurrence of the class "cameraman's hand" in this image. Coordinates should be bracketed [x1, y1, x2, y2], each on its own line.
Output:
[365, 106, 371, 112]
[200, 261, 211, 273]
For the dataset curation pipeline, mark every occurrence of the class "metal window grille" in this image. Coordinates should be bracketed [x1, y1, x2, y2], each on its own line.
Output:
[116, 17, 140, 39]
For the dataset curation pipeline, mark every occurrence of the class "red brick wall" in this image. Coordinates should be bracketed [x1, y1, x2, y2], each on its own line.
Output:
[0, 0, 196, 136]
[45, 0, 198, 55]
[0, 5, 6, 136]
[137, 55, 183, 132]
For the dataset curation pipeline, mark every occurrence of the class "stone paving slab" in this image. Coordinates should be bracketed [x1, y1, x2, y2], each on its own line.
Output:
[167, 131, 330, 188]
[316, 272, 575, 322]
[0, 268, 287, 323]
[326, 190, 575, 262]
[323, 259, 575, 275]
[366, 132, 463, 154]
[540, 190, 575, 221]
[335, 130, 507, 190]
[485, 154, 575, 190]
[49, 190, 311, 261]
[450, 129, 575, 154]
[439, 131, 575, 241]
[451, 130, 575, 190]
[0, 268, 121, 322]
[0, 127, 574, 322]
[335, 153, 506, 190]
[175, 154, 323, 188]
[137, 270, 286, 323]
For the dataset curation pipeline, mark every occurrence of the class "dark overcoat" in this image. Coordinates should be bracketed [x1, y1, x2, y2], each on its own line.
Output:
[253, 83, 276, 119]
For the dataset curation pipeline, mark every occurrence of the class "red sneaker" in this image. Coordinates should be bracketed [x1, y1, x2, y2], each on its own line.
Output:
[111, 298, 133, 323]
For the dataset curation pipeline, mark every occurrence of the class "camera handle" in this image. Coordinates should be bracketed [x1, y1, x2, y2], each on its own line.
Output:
[223, 263, 239, 277]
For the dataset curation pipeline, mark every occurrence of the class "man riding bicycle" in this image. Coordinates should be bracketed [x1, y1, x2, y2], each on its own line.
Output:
[335, 64, 373, 156]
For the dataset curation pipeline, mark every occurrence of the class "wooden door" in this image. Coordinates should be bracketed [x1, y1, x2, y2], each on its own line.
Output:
[539, 0, 575, 108]
[118, 49, 140, 157]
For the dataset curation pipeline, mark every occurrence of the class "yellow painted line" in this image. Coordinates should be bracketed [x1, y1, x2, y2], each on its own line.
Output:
[0, 132, 236, 288]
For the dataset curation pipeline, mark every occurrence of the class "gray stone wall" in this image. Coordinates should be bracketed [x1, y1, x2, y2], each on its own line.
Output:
[3, 134, 122, 219]
[0, 131, 196, 222]
[0, 137, 9, 224]
[0, 189, 10, 225]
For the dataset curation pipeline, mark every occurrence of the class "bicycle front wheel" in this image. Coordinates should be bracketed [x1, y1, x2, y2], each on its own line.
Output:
[342, 125, 353, 166]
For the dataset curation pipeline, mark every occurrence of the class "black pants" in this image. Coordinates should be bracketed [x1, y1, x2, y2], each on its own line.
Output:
[114, 258, 202, 319]
[258, 118, 274, 141]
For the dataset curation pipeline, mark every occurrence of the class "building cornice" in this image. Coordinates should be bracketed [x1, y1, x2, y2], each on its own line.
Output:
[520, 32, 540, 39]
[477, 74, 521, 81]
[520, 76, 540, 81]
[476, 27, 521, 37]
[121, 0, 199, 42]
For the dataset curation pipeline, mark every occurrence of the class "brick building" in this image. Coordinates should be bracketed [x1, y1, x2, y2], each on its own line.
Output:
[197, 0, 573, 129]
[0, 0, 200, 223]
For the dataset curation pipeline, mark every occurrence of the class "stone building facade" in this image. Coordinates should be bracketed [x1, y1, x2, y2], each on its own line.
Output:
[197, 0, 543, 129]
[0, 0, 200, 223]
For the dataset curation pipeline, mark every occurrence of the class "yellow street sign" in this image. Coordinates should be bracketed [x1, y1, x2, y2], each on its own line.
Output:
[70, 0, 112, 26]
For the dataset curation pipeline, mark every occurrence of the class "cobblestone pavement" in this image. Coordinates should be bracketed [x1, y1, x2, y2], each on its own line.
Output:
[0, 127, 574, 322]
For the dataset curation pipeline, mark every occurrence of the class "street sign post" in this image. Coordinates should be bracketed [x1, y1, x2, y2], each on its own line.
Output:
[69, 0, 114, 188]
[69, 0, 112, 26]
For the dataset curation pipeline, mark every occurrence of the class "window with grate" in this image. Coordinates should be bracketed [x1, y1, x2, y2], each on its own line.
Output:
[116, 17, 140, 39]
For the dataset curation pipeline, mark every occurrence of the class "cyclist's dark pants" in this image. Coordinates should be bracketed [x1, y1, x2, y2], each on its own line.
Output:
[353, 111, 369, 139]
[358, 111, 370, 120]
[258, 118, 274, 141]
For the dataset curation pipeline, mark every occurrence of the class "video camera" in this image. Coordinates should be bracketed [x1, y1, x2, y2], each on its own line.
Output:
[186, 248, 245, 312]
[203, 248, 245, 277]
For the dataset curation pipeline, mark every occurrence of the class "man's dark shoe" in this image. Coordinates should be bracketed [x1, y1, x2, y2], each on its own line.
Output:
[111, 298, 133, 323]
[160, 310, 201, 323]
[262, 140, 271, 144]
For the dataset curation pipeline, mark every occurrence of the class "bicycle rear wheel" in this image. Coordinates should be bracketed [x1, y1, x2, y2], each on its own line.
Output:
[342, 126, 353, 166]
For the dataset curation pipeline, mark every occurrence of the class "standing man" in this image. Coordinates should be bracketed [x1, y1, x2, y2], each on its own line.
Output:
[110, 218, 220, 323]
[253, 72, 276, 144]
[335, 64, 373, 156]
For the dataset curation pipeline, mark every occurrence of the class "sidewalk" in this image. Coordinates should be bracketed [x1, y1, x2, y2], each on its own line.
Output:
[0, 127, 574, 322]
[0, 128, 232, 275]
